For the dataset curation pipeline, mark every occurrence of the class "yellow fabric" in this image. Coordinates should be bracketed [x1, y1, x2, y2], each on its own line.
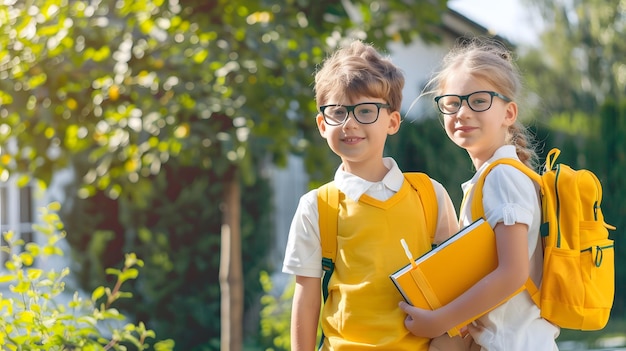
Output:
[535, 153, 615, 330]
[320, 180, 433, 350]
[470, 148, 616, 330]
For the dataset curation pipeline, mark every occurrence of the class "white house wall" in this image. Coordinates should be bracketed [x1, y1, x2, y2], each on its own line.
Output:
[389, 37, 453, 120]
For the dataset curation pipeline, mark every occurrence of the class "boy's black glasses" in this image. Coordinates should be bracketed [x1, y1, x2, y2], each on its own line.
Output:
[434, 91, 512, 115]
[320, 102, 391, 126]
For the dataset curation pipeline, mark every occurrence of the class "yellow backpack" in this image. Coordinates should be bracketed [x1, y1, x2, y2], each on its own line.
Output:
[470, 148, 616, 330]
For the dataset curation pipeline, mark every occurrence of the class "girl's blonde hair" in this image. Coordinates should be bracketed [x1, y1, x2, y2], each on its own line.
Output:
[427, 37, 538, 168]
[314, 40, 404, 113]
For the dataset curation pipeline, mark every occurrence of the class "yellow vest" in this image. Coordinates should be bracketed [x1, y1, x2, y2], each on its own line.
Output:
[320, 180, 432, 350]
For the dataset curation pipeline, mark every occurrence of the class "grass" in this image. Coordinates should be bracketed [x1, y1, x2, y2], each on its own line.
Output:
[557, 318, 626, 349]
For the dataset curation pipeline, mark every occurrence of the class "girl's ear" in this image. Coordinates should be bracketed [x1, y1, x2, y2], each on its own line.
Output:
[316, 114, 327, 137]
[387, 110, 402, 135]
[503, 101, 518, 126]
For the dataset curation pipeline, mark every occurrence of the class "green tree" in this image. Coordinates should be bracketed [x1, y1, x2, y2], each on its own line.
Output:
[522, 0, 624, 113]
[597, 100, 626, 315]
[0, 0, 450, 349]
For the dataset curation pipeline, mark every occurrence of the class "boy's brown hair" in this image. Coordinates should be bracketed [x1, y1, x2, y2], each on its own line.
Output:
[314, 40, 404, 113]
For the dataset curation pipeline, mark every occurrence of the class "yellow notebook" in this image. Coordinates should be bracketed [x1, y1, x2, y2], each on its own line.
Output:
[390, 218, 521, 337]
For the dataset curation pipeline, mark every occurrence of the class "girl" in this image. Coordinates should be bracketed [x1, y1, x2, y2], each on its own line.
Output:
[400, 37, 560, 350]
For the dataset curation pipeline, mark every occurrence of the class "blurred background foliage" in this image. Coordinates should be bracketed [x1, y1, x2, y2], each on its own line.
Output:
[0, 0, 623, 350]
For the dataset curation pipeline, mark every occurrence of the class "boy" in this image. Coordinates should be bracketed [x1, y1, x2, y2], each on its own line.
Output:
[282, 40, 459, 350]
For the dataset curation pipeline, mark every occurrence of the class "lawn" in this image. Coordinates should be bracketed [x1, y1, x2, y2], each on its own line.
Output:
[557, 319, 626, 350]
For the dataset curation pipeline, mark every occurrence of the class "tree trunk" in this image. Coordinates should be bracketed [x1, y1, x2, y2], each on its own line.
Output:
[219, 174, 243, 351]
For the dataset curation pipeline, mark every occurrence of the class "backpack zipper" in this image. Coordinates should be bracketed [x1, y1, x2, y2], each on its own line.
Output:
[590, 171, 602, 221]
[580, 243, 614, 267]
[555, 164, 562, 248]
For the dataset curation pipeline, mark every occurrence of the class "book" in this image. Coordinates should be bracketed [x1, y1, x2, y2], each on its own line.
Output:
[390, 218, 522, 337]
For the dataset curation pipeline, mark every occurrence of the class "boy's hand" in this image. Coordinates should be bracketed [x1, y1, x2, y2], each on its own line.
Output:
[399, 301, 447, 338]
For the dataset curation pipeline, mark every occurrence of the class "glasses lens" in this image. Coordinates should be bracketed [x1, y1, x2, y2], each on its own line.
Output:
[468, 92, 493, 112]
[438, 96, 461, 114]
[323, 106, 348, 125]
[354, 103, 380, 124]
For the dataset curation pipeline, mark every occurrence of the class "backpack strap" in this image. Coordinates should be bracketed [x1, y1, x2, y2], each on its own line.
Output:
[470, 159, 543, 219]
[317, 181, 338, 349]
[404, 172, 439, 248]
[318, 173, 438, 302]
[469, 158, 543, 307]
[318, 181, 339, 303]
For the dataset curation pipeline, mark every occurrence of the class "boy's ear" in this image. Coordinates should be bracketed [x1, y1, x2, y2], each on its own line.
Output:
[316, 114, 327, 137]
[387, 110, 402, 135]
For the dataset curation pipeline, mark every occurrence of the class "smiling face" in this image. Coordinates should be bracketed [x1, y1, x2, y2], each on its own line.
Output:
[440, 70, 518, 168]
[316, 95, 401, 180]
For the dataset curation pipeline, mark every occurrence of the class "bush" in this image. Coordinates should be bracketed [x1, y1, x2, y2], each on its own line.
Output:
[255, 271, 293, 351]
[62, 161, 274, 350]
[0, 202, 174, 350]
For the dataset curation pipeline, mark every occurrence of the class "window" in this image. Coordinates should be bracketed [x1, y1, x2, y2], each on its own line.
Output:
[0, 181, 35, 264]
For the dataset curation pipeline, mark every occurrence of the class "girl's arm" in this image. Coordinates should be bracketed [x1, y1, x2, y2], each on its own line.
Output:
[401, 221, 529, 338]
[291, 275, 322, 351]
[432, 181, 460, 245]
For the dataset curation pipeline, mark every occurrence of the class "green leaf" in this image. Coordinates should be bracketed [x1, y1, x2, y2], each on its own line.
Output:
[105, 268, 121, 276]
[3, 231, 13, 242]
[0, 275, 15, 283]
[92, 286, 105, 302]
[92, 46, 111, 62]
[154, 339, 176, 351]
[26, 268, 42, 280]
[11, 281, 30, 294]
[192, 49, 208, 64]
[47, 202, 61, 211]
[20, 253, 34, 267]
[117, 268, 139, 284]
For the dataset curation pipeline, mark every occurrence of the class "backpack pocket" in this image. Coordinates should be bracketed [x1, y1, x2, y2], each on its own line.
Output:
[540, 244, 584, 325]
[579, 232, 615, 329]
[579, 234, 615, 310]
[579, 220, 615, 297]
[540, 222, 614, 330]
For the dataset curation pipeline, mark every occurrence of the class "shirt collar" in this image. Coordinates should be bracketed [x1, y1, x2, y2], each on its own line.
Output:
[481, 145, 519, 171]
[334, 157, 404, 202]
[463, 145, 520, 189]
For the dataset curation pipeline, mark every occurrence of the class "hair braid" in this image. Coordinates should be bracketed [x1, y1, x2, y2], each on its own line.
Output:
[507, 122, 538, 169]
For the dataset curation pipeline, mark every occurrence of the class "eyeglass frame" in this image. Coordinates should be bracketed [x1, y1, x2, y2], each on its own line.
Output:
[319, 102, 391, 126]
[434, 91, 512, 115]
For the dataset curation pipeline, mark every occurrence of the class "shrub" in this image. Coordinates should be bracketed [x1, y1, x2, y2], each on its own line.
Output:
[0, 202, 174, 350]
[256, 271, 292, 350]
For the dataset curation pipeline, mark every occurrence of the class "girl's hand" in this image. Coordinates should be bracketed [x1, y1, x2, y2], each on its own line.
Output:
[399, 301, 447, 338]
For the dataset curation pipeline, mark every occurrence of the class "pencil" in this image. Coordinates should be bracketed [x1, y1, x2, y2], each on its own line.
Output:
[400, 238, 418, 269]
